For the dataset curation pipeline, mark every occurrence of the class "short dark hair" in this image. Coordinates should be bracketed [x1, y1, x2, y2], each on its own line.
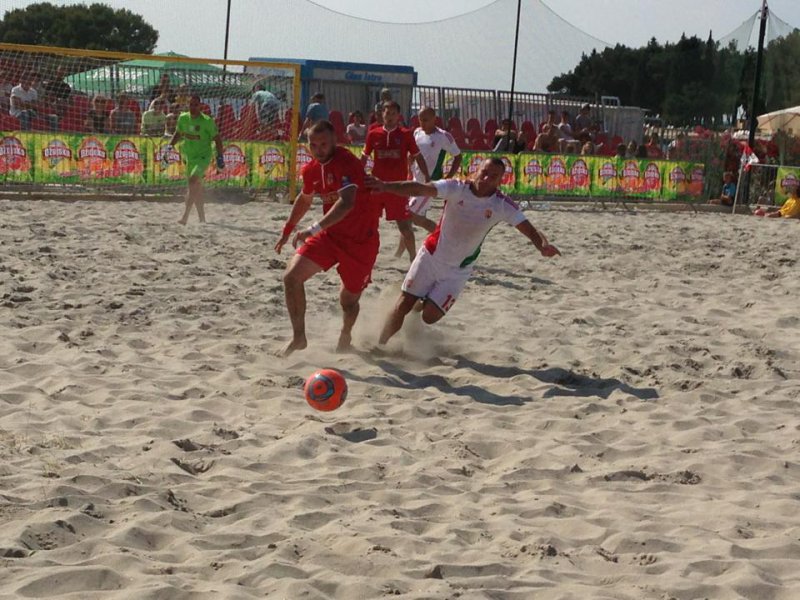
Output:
[190, 93, 201, 102]
[309, 120, 335, 136]
[311, 93, 324, 102]
[382, 100, 401, 112]
[487, 157, 505, 170]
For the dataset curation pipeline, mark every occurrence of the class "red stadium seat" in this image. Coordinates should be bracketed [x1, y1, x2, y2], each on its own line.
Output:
[409, 115, 420, 129]
[521, 120, 535, 137]
[61, 105, 87, 132]
[448, 117, 465, 137]
[484, 118, 498, 140]
[466, 118, 480, 134]
[470, 137, 491, 151]
[434, 116, 444, 129]
[0, 113, 20, 130]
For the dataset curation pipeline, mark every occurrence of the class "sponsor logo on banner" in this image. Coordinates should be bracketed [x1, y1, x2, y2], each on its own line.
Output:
[41, 138, 75, 178]
[77, 137, 110, 177]
[688, 165, 705, 195]
[111, 140, 144, 176]
[500, 156, 515, 186]
[570, 158, 589, 187]
[524, 157, 544, 187]
[259, 147, 285, 167]
[621, 160, 640, 179]
[296, 145, 313, 179]
[466, 154, 485, 175]
[548, 156, 568, 190]
[0, 135, 31, 174]
[644, 162, 661, 190]
[155, 144, 181, 165]
[669, 166, 686, 184]
[598, 161, 617, 181]
[780, 173, 799, 190]
[212, 144, 248, 179]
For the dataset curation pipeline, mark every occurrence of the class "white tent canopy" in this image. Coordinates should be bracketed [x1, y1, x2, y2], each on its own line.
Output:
[757, 105, 800, 134]
[247, 0, 609, 91]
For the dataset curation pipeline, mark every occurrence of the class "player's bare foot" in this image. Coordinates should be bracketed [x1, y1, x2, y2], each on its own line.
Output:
[178, 218, 187, 226]
[281, 336, 307, 356]
[335, 332, 354, 353]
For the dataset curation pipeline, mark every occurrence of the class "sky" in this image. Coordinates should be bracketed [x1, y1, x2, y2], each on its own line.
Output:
[2, 0, 799, 88]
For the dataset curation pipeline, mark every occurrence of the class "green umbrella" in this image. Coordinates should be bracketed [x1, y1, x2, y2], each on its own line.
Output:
[66, 51, 228, 98]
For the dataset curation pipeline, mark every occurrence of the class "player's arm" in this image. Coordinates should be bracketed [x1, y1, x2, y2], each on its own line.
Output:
[213, 133, 225, 169]
[366, 177, 437, 198]
[413, 153, 430, 182]
[445, 154, 463, 179]
[167, 129, 182, 148]
[291, 186, 357, 248]
[516, 220, 561, 257]
[275, 192, 314, 254]
[410, 212, 437, 233]
[360, 134, 373, 167]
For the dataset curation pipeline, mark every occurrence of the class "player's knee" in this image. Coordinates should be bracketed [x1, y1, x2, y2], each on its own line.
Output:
[283, 268, 302, 288]
[398, 220, 413, 233]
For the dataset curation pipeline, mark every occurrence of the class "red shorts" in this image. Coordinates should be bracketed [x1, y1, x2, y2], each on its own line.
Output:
[297, 231, 379, 293]
[373, 191, 410, 222]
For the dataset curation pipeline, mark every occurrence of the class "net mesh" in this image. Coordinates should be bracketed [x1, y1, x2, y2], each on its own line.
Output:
[0, 43, 300, 197]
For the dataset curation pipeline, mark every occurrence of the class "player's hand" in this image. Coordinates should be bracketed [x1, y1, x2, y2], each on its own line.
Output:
[292, 229, 311, 248]
[274, 234, 289, 254]
[216, 154, 225, 171]
[365, 175, 385, 191]
[540, 244, 561, 258]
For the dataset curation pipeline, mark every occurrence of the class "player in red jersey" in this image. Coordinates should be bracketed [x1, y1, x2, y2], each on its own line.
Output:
[275, 120, 382, 356]
[362, 101, 429, 261]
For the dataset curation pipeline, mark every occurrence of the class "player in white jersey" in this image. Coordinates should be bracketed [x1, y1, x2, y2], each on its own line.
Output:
[394, 107, 463, 257]
[368, 157, 561, 345]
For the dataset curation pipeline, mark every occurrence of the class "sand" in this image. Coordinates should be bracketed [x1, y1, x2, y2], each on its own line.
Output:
[0, 198, 799, 600]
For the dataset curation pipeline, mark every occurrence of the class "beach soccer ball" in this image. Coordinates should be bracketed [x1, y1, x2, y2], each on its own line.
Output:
[304, 369, 347, 412]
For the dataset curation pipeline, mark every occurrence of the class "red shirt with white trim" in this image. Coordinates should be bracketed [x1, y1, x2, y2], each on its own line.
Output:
[363, 126, 419, 181]
[301, 146, 380, 244]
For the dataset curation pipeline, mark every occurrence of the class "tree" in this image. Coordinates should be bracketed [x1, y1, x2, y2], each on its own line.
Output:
[0, 2, 158, 54]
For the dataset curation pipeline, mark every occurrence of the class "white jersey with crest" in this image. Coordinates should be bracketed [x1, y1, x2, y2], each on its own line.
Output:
[424, 179, 527, 269]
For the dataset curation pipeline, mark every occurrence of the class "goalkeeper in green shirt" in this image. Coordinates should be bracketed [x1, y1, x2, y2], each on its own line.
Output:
[165, 94, 225, 224]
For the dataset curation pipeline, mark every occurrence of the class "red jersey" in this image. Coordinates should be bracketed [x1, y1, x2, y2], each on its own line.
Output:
[301, 146, 381, 244]
[363, 126, 419, 181]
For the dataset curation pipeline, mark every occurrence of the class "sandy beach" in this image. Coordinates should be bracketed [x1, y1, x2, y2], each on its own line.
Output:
[1, 197, 799, 600]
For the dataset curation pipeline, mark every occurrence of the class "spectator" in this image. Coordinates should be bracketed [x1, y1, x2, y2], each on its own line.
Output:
[667, 132, 686, 160]
[251, 83, 281, 137]
[539, 109, 556, 133]
[580, 141, 595, 155]
[346, 110, 367, 144]
[626, 140, 639, 158]
[709, 171, 737, 207]
[492, 119, 518, 152]
[533, 124, 559, 153]
[635, 144, 648, 159]
[556, 110, 574, 139]
[754, 184, 800, 218]
[565, 141, 579, 154]
[615, 143, 627, 158]
[645, 133, 664, 159]
[574, 103, 593, 138]
[165, 102, 181, 136]
[174, 83, 191, 112]
[299, 92, 329, 138]
[374, 88, 392, 117]
[140, 97, 167, 136]
[0, 70, 12, 112]
[85, 95, 109, 133]
[10, 72, 42, 130]
[43, 68, 71, 104]
[149, 73, 173, 103]
[109, 94, 138, 135]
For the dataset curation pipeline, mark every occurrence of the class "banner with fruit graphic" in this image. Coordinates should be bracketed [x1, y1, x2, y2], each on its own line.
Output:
[205, 142, 249, 187]
[662, 161, 705, 200]
[295, 144, 314, 182]
[460, 152, 516, 194]
[251, 142, 289, 189]
[774, 166, 800, 206]
[72, 135, 146, 184]
[516, 154, 592, 196]
[150, 137, 185, 185]
[36, 134, 79, 183]
[0, 133, 34, 183]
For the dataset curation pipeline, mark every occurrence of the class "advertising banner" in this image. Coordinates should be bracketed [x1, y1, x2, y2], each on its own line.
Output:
[251, 142, 289, 189]
[774, 166, 800, 206]
[73, 135, 146, 184]
[0, 133, 35, 183]
[151, 137, 185, 185]
[37, 133, 78, 183]
[206, 142, 249, 187]
[517, 154, 592, 196]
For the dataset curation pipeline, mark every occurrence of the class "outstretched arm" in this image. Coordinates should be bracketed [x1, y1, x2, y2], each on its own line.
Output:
[414, 153, 430, 182]
[516, 220, 561, 257]
[367, 177, 437, 198]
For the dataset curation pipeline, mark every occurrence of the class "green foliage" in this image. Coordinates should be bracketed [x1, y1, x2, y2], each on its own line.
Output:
[0, 2, 158, 54]
[549, 30, 800, 128]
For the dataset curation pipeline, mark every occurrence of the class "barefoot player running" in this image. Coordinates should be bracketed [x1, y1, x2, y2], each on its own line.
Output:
[367, 157, 560, 345]
[275, 120, 382, 356]
[166, 94, 225, 225]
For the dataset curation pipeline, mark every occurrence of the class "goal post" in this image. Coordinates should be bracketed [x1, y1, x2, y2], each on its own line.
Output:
[0, 42, 301, 199]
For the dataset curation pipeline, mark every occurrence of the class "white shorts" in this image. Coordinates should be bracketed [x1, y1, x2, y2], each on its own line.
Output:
[402, 247, 471, 313]
[408, 195, 432, 216]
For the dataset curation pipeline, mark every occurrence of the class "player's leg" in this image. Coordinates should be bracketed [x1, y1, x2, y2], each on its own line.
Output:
[396, 218, 415, 261]
[421, 268, 471, 325]
[336, 286, 362, 353]
[191, 175, 207, 223]
[393, 233, 406, 258]
[282, 254, 324, 356]
[379, 291, 422, 345]
[178, 177, 197, 225]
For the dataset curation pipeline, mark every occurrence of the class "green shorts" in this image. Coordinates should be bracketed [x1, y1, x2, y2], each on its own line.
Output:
[185, 156, 211, 180]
